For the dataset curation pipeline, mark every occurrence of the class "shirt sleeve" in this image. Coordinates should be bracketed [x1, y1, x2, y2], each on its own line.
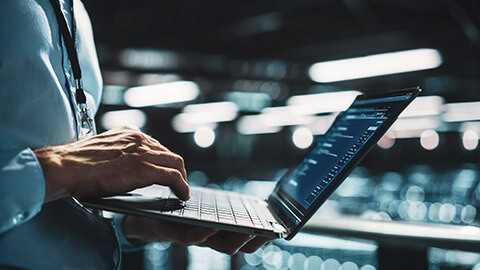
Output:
[0, 148, 46, 234]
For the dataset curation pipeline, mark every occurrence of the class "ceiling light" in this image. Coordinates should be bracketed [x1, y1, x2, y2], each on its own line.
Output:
[287, 91, 361, 114]
[301, 114, 338, 135]
[259, 109, 316, 127]
[377, 134, 395, 149]
[391, 130, 425, 139]
[420, 130, 439, 150]
[236, 115, 282, 135]
[100, 109, 147, 130]
[124, 81, 199, 107]
[463, 130, 479, 151]
[460, 122, 480, 133]
[399, 96, 444, 118]
[292, 127, 314, 149]
[171, 102, 238, 133]
[194, 127, 216, 148]
[309, 48, 442, 83]
[444, 101, 480, 122]
[119, 49, 179, 69]
[184, 101, 237, 113]
[171, 117, 217, 133]
[391, 117, 440, 131]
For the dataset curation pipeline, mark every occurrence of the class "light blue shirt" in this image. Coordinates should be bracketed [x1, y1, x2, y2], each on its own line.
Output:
[0, 0, 134, 268]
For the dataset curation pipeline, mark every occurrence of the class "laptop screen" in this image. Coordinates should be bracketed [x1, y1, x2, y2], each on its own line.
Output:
[269, 87, 420, 239]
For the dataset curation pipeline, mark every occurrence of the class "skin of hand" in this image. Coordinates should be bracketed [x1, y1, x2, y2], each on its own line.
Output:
[33, 125, 270, 254]
[34, 126, 190, 203]
[122, 215, 271, 255]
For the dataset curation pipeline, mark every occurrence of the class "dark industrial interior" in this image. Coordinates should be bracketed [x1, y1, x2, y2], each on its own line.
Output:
[81, 0, 480, 269]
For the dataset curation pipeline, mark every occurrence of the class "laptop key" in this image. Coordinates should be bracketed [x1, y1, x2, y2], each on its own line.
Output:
[235, 219, 254, 227]
[182, 210, 199, 219]
[218, 217, 236, 224]
[200, 214, 217, 222]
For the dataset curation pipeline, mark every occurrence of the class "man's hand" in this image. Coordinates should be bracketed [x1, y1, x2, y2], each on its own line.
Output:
[34, 126, 189, 203]
[34, 126, 270, 254]
[122, 215, 271, 255]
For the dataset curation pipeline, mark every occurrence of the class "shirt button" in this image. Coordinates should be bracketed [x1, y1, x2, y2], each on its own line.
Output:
[12, 212, 25, 225]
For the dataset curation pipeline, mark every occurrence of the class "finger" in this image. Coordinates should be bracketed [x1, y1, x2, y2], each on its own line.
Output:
[198, 231, 253, 255]
[142, 151, 187, 183]
[140, 163, 190, 200]
[145, 219, 218, 245]
[136, 134, 187, 182]
[239, 236, 271, 253]
[94, 129, 187, 182]
[182, 227, 219, 245]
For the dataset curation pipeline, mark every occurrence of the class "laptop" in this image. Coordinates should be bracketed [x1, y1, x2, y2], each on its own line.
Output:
[81, 87, 421, 240]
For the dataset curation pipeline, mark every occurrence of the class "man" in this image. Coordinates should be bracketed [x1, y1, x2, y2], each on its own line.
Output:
[0, 0, 268, 268]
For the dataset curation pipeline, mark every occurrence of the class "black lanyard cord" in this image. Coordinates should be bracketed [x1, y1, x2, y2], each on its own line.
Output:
[48, 0, 87, 104]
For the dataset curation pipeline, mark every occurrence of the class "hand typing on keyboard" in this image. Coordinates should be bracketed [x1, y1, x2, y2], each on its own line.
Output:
[34, 126, 190, 202]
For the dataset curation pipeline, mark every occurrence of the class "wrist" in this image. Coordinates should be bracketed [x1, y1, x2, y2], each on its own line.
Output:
[34, 146, 71, 203]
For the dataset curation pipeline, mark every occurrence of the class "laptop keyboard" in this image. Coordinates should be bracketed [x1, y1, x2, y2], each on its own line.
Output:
[157, 186, 274, 229]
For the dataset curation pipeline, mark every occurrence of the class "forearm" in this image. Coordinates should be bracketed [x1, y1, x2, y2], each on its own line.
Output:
[33, 146, 71, 203]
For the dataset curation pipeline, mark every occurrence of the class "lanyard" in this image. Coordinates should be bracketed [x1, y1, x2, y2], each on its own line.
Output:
[49, 0, 93, 134]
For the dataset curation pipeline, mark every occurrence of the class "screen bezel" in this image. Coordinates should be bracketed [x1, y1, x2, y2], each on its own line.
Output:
[267, 87, 421, 240]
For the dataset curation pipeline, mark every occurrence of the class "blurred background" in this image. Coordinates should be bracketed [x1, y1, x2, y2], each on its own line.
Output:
[81, 0, 480, 269]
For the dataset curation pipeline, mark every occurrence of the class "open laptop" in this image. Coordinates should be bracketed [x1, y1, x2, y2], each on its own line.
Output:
[81, 87, 421, 240]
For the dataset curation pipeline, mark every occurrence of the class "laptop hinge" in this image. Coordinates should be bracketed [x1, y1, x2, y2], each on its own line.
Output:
[265, 194, 301, 236]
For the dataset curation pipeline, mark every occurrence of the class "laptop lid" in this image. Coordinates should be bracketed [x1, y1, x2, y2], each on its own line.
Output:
[267, 87, 421, 240]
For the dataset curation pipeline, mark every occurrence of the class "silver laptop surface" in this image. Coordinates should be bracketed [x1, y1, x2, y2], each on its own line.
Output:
[82, 87, 420, 240]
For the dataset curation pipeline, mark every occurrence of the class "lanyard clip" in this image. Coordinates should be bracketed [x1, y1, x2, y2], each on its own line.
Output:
[79, 103, 93, 134]
[75, 79, 93, 135]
